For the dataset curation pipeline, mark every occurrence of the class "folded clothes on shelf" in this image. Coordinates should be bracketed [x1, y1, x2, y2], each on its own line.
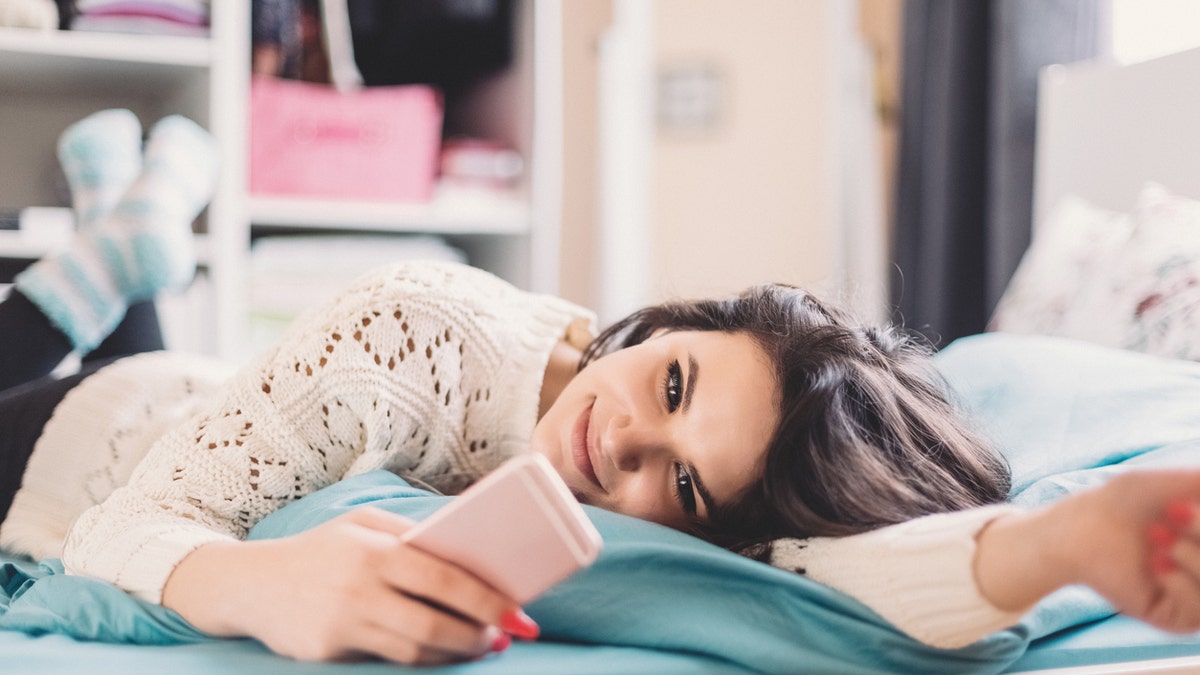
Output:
[246, 234, 467, 356]
[0, 208, 74, 254]
[70, 0, 210, 37]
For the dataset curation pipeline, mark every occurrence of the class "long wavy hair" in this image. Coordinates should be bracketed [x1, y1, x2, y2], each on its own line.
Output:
[580, 284, 1010, 558]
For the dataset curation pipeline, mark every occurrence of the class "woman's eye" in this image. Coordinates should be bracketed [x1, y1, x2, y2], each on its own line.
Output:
[663, 359, 682, 412]
[674, 463, 697, 515]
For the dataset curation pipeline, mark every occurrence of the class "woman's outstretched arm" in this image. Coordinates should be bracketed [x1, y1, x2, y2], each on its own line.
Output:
[772, 469, 1200, 649]
[975, 469, 1200, 633]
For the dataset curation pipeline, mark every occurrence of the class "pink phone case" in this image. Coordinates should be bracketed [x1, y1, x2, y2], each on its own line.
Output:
[400, 453, 604, 603]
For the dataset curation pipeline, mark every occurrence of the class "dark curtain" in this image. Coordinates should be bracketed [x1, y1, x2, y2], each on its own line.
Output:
[890, 0, 1102, 347]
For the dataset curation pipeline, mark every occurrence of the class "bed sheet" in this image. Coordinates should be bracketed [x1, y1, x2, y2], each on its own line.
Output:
[1013, 615, 1200, 672]
[0, 629, 757, 675]
[0, 625, 747, 675]
[938, 333, 1200, 671]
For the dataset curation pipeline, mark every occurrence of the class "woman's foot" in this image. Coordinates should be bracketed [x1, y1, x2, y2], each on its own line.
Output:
[57, 108, 142, 227]
[101, 114, 219, 297]
[15, 115, 218, 353]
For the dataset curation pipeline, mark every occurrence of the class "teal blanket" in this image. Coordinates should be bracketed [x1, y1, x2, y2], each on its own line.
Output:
[3, 333, 1200, 674]
[0, 472, 1023, 673]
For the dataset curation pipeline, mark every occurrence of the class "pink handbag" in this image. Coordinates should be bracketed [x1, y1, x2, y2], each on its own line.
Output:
[249, 76, 443, 202]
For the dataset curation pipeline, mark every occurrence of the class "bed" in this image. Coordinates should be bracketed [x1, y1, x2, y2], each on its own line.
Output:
[984, 43, 1200, 674]
[5, 47, 1200, 675]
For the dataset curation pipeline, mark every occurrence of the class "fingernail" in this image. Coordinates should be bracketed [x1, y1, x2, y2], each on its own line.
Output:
[1167, 500, 1195, 527]
[1152, 552, 1175, 575]
[491, 632, 512, 653]
[500, 608, 540, 640]
[1149, 522, 1179, 548]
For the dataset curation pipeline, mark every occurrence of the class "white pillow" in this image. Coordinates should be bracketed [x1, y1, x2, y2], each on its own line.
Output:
[989, 194, 1133, 337]
[992, 183, 1200, 361]
[1108, 183, 1200, 359]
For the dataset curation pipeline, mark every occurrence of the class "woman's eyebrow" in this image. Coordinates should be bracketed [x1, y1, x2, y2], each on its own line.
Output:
[682, 353, 699, 413]
[688, 460, 717, 518]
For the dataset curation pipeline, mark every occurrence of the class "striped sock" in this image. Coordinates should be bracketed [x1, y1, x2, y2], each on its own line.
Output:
[57, 109, 142, 227]
[16, 115, 218, 352]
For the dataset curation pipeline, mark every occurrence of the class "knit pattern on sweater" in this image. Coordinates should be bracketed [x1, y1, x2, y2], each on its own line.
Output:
[61, 261, 594, 602]
[769, 504, 1027, 649]
[0, 352, 234, 561]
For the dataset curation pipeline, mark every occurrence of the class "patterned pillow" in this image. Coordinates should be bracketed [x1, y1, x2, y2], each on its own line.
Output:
[1108, 184, 1200, 359]
[989, 194, 1133, 337]
[992, 184, 1200, 360]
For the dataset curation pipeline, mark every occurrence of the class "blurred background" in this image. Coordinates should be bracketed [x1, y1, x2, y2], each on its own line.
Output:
[1, 0, 1198, 362]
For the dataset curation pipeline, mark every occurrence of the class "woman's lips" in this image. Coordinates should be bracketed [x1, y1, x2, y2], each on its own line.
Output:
[571, 402, 602, 489]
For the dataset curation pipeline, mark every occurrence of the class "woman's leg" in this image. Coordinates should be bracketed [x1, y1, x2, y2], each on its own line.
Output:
[0, 357, 119, 523]
[0, 290, 73, 391]
[86, 300, 164, 363]
[0, 110, 144, 390]
[0, 109, 214, 522]
[0, 290, 163, 403]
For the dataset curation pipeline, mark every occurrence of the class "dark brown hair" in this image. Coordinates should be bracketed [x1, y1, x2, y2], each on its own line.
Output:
[581, 284, 1010, 558]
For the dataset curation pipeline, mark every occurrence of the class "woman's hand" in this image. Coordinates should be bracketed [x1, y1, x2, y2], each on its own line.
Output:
[975, 469, 1200, 633]
[161, 506, 539, 665]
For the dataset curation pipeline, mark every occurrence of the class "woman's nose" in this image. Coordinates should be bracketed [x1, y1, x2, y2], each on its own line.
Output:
[605, 413, 664, 471]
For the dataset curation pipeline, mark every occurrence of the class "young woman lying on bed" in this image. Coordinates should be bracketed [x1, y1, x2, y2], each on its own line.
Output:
[0, 109, 1196, 665]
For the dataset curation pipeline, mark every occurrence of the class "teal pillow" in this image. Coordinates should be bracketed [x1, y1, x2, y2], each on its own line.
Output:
[249, 470, 1028, 674]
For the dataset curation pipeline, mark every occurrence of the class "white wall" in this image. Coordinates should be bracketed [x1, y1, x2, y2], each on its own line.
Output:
[647, 0, 841, 303]
[579, 0, 886, 323]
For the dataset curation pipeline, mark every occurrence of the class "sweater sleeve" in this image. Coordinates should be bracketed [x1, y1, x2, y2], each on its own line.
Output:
[769, 505, 1030, 649]
[62, 261, 590, 603]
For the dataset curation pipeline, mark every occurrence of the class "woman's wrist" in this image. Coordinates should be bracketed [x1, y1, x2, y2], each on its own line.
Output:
[161, 539, 278, 638]
[973, 500, 1080, 612]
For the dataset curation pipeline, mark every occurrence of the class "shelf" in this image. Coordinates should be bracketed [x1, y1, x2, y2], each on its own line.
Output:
[0, 27, 212, 95]
[0, 1, 552, 361]
[0, 229, 63, 260]
[248, 185, 532, 235]
[0, 230, 211, 267]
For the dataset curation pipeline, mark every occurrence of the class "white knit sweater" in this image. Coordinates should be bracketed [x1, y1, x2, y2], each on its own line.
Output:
[53, 261, 594, 603]
[2, 261, 1028, 650]
[769, 505, 1029, 649]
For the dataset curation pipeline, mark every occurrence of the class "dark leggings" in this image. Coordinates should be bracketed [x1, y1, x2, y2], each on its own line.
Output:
[0, 290, 163, 522]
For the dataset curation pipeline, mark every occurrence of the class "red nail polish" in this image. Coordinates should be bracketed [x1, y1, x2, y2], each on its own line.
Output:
[491, 633, 512, 653]
[1167, 500, 1195, 527]
[1148, 522, 1178, 548]
[500, 609, 540, 640]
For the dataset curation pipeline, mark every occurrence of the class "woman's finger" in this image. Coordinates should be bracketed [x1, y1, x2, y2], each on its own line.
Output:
[367, 584, 501, 657]
[320, 507, 536, 641]
[345, 623, 464, 666]
[1168, 500, 1200, 536]
[382, 544, 530, 635]
[1147, 569, 1200, 633]
[342, 506, 528, 633]
[343, 505, 417, 536]
[1167, 535, 1200, 584]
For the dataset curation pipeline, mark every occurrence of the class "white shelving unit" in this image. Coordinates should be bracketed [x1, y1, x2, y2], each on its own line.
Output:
[247, 187, 531, 234]
[0, 0, 562, 362]
[0, 28, 211, 80]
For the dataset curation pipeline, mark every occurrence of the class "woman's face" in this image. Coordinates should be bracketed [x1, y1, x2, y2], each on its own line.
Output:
[531, 330, 780, 532]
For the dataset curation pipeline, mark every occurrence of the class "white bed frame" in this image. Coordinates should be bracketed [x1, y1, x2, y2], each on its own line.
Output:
[1016, 45, 1200, 675]
[1033, 46, 1200, 230]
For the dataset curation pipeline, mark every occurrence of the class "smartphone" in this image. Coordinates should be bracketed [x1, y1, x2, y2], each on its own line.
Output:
[400, 453, 604, 604]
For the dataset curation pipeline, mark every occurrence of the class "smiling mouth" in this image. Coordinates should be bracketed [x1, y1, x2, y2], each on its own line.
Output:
[570, 402, 602, 489]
